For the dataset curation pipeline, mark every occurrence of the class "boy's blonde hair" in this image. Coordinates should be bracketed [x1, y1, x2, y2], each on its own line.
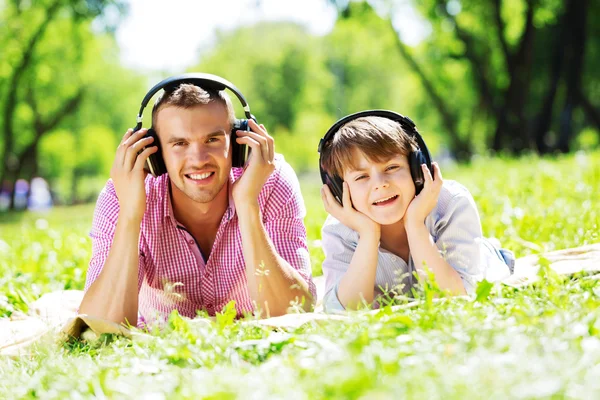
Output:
[320, 116, 418, 177]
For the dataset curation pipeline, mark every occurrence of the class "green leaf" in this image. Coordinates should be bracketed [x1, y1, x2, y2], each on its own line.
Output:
[475, 279, 494, 302]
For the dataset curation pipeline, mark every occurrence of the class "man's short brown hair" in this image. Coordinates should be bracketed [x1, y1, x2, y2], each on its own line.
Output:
[151, 83, 235, 130]
[320, 116, 418, 177]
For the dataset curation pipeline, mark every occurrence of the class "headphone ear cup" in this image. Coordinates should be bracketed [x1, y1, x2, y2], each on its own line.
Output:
[326, 173, 344, 206]
[231, 119, 249, 168]
[409, 151, 426, 195]
[145, 128, 167, 177]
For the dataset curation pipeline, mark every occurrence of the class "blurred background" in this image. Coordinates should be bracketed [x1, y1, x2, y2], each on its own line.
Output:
[0, 0, 598, 211]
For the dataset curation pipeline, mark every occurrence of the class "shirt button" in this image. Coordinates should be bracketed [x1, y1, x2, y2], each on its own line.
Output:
[188, 240, 194, 245]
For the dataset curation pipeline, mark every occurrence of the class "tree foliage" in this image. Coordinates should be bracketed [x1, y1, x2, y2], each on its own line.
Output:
[1, 0, 598, 207]
[328, 0, 600, 158]
[0, 0, 145, 208]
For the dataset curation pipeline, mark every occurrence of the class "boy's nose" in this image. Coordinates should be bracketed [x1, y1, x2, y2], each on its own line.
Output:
[373, 174, 390, 190]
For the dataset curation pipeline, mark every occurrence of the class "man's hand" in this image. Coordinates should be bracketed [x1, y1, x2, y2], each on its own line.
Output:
[321, 181, 380, 239]
[232, 120, 275, 209]
[405, 162, 443, 227]
[110, 128, 158, 223]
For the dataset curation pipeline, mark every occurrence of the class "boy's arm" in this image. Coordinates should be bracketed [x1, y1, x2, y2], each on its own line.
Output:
[321, 182, 382, 310]
[425, 186, 487, 294]
[336, 230, 381, 308]
[405, 163, 467, 295]
[405, 222, 467, 294]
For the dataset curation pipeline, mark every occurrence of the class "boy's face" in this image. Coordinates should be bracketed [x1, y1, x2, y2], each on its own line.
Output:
[156, 102, 232, 204]
[342, 148, 416, 225]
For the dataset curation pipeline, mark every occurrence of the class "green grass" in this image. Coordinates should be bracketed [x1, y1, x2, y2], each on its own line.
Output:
[1, 151, 599, 398]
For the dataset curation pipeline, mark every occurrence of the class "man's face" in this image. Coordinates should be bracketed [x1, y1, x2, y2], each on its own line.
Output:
[155, 102, 232, 204]
[342, 148, 416, 225]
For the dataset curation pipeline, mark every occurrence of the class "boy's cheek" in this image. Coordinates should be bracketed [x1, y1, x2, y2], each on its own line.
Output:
[347, 184, 360, 201]
[351, 191, 369, 211]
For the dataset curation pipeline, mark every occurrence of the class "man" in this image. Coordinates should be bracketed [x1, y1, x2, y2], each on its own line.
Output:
[79, 82, 316, 326]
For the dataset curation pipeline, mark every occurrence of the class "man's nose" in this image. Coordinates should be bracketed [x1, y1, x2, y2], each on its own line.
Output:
[189, 143, 211, 163]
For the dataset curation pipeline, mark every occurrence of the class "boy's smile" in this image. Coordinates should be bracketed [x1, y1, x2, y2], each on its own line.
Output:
[372, 194, 399, 206]
[343, 149, 416, 225]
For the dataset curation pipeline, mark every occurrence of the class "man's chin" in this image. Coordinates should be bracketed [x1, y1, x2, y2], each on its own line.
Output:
[185, 191, 218, 204]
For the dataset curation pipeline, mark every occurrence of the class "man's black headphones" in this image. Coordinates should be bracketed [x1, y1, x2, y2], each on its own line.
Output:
[133, 73, 256, 177]
[317, 110, 433, 204]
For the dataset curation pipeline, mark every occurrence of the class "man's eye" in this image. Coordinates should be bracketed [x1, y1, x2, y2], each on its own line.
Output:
[174, 141, 186, 147]
[207, 137, 220, 143]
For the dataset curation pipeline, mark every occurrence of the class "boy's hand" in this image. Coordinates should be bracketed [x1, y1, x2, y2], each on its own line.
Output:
[110, 128, 157, 223]
[232, 120, 275, 210]
[321, 181, 380, 238]
[405, 162, 443, 227]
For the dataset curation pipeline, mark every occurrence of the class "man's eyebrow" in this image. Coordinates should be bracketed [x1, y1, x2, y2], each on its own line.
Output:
[205, 130, 227, 138]
[166, 135, 187, 144]
[166, 130, 227, 144]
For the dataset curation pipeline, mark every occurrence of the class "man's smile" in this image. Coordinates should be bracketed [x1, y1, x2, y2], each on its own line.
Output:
[185, 171, 215, 184]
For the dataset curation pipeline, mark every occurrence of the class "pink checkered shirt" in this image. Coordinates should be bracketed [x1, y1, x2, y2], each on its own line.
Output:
[85, 154, 316, 325]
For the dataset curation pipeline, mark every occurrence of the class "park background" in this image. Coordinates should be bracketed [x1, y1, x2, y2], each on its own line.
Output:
[1, 0, 600, 398]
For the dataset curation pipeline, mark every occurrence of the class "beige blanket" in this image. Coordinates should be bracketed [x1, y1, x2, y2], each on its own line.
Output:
[2, 243, 599, 357]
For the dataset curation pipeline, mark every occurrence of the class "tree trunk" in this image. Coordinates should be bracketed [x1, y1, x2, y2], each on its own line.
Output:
[391, 22, 472, 160]
[557, 0, 588, 153]
[493, 1, 536, 153]
[579, 91, 600, 132]
[0, 0, 62, 209]
[5, 87, 84, 210]
[533, 24, 564, 153]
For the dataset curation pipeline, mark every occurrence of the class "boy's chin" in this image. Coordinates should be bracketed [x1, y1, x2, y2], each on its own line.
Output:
[369, 213, 404, 226]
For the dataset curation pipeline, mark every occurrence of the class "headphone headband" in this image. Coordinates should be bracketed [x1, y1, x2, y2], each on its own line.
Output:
[318, 109, 431, 164]
[135, 73, 252, 129]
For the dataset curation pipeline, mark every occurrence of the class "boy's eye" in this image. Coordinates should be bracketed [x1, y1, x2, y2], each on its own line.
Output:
[355, 175, 367, 181]
[386, 165, 399, 171]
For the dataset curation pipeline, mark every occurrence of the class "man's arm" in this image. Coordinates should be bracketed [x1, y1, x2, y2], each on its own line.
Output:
[79, 213, 144, 325]
[237, 202, 314, 316]
[233, 120, 314, 317]
[79, 128, 157, 325]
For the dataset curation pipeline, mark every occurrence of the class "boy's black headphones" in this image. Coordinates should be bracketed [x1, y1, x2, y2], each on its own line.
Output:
[317, 110, 433, 204]
[133, 73, 256, 177]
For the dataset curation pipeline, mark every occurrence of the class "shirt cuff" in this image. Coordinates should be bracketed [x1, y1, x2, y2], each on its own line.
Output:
[323, 280, 347, 314]
[461, 275, 477, 295]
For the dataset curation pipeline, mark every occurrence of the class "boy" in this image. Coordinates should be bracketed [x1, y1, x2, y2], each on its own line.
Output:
[318, 111, 514, 312]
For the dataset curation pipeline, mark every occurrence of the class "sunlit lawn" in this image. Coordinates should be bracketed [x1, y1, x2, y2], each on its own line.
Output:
[1, 151, 599, 398]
